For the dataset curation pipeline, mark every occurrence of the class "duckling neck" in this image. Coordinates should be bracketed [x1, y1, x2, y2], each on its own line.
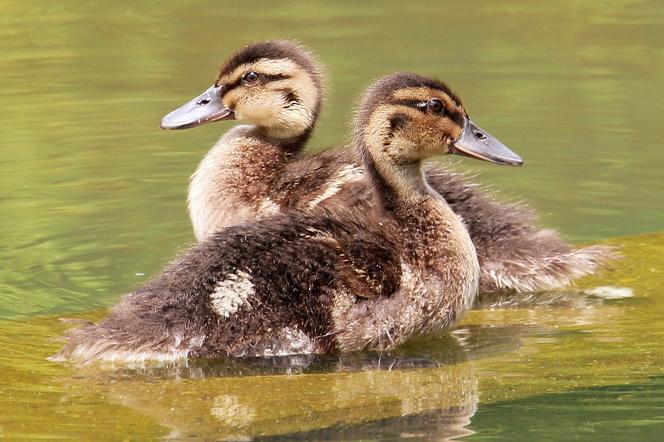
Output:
[188, 124, 302, 241]
[257, 124, 314, 155]
[365, 158, 431, 210]
[361, 141, 480, 322]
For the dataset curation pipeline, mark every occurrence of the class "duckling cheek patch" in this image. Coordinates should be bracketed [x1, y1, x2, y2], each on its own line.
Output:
[210, 270, 254, 318]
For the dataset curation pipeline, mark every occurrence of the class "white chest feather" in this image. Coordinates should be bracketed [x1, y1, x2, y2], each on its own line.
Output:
[188, 127, 262, 241]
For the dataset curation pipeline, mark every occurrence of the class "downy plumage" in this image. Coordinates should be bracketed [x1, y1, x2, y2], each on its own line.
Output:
[161, 40, 614, 293]
[55, 72, 522, 363]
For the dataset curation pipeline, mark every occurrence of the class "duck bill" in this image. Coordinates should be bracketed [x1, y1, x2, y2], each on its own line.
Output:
[160, 85, 235, 130]
[451, 118, 523, 166]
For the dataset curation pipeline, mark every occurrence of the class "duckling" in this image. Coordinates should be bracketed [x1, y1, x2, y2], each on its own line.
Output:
[55, 73, 523, 363]
[161, 41, 613, 293]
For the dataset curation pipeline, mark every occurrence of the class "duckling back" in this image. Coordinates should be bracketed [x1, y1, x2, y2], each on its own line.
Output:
[54, 212, 406, 363]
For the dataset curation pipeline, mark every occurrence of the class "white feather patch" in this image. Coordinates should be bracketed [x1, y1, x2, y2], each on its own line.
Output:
[210, 270, 254, 318]
[257, 197, 281, 215]
[308, 164, 363, 208]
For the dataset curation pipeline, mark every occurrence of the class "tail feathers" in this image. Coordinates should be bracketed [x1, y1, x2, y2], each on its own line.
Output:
[480, 244, 619, 293]
[423, 163, 619, 294]
[49, 323, 203, 366]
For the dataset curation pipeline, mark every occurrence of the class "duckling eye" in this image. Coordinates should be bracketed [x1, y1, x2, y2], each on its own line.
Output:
[242, 71, 260, 84]
[427, 99, 444, 114]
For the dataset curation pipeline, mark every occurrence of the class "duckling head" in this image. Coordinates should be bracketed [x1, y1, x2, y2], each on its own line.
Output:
[355, 72, 523, 167]
[161, 40, 323, 143]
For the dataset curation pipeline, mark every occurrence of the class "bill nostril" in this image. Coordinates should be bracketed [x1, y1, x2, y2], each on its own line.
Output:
[197, 98, 210, 106]
[475, 131, 486, 140]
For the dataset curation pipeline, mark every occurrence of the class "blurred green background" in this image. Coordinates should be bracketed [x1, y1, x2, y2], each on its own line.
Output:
[1, 0, 662, 319]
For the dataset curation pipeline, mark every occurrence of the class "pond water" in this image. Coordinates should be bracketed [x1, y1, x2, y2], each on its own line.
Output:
[1, 0, 663, 439]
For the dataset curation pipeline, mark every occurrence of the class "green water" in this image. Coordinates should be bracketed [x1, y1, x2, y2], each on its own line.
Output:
[1, 0, 663, 439]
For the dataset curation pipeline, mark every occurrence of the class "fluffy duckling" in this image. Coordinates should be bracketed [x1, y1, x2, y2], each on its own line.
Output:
[55, 73, 522, 363]
[163, 40, 324, 234]
[161, 41, 613, 293]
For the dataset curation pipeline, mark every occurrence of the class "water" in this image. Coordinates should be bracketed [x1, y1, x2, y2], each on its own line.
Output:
[1, 0, 663, 439]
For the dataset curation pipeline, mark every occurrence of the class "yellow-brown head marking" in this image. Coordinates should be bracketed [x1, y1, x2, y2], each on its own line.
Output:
[356, 73, 468, 165]
[215, 40, 323, 141]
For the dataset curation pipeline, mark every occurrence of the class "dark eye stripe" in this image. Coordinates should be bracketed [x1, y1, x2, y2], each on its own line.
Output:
[389, 113, 409, 131]
[447, 109, 465, 126]
[263, 73, 291, 82]
[391, 99, 427, 113]
[389, 98, 466, 126]
[219, 73, 292, 98]
[277, 89, 300, 105]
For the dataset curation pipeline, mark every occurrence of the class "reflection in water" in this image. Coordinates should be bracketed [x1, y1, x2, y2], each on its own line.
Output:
[477, 289, 608, 310]
[93, 357, 480, 440]
[53, 327, 527, 439]
[74, 324, 527, 380]
[474, 287, 634, 329]
[260, 407, 477, 441]
[210, 395, 256, 435]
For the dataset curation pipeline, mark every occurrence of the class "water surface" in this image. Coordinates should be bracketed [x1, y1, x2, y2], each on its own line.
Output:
[1, 0, 663, 439]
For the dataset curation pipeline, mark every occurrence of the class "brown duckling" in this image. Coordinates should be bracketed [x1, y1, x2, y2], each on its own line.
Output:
[55, 73, 522, 363]
[161, 40, 613, 293]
